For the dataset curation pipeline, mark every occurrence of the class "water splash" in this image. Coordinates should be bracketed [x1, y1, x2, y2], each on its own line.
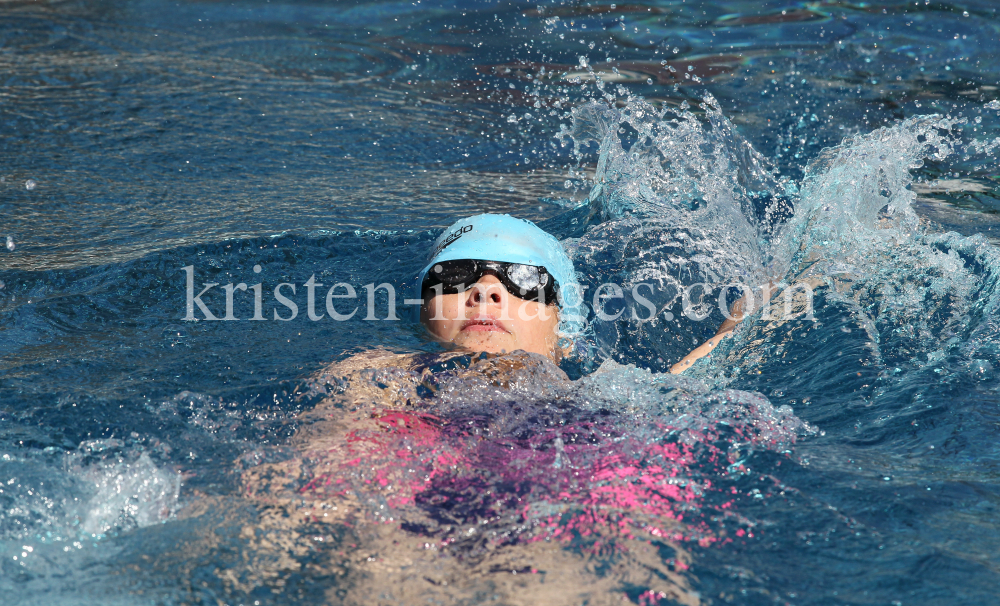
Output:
[556, 95, 1000, 380]
[70, 441, 181, 535]
[558, 96, 795, 368]
[773, 113, 962, 274]
[752, 112, 1000, 383]
[0, 440, 180, 542]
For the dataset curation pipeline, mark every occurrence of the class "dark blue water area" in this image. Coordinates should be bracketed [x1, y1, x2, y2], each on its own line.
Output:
[690, 286, 1000, 603]
[3, 0, 1000, 604]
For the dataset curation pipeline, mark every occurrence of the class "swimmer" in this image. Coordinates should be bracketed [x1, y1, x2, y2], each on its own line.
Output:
[414, 213, 743, 372]
[233, 214, 731, 605]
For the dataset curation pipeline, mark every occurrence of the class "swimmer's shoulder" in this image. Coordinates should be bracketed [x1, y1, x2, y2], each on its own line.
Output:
[314, 348, 572, 390]
[317, 348, 416, 379]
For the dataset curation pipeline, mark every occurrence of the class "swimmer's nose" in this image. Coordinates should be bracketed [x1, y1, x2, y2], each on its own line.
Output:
[466, 273, 506, 307]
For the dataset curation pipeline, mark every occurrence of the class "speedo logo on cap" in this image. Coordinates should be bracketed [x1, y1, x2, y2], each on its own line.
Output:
[439, 224, 473, 250]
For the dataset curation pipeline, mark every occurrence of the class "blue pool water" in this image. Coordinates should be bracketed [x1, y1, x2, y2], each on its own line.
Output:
[2, 0, 1000, 604]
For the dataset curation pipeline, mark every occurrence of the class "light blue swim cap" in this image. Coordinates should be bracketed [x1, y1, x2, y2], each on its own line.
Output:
[415, 214, 585, 336]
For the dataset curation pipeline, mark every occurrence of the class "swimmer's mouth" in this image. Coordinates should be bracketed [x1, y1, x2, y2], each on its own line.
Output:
[461, 317, 509, 333]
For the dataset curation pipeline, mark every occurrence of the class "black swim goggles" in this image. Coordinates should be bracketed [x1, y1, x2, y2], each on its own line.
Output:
[422, 259, 559, 304]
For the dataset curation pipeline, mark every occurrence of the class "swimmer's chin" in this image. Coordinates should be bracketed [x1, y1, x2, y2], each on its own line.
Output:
[438, 334, 561, 362]
[446, 332, 516, 354]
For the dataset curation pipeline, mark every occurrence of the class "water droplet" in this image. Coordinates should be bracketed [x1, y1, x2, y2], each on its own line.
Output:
[24, 179, 35, 191]
[5, 236, 13, 252]
[646, 78, 653, 85]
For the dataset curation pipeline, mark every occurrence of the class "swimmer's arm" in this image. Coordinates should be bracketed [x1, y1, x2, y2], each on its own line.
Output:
[669, 295, 747, 374]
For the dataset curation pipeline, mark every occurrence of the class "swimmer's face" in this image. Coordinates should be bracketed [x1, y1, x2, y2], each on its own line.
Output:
[420, 273, 561, 360]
